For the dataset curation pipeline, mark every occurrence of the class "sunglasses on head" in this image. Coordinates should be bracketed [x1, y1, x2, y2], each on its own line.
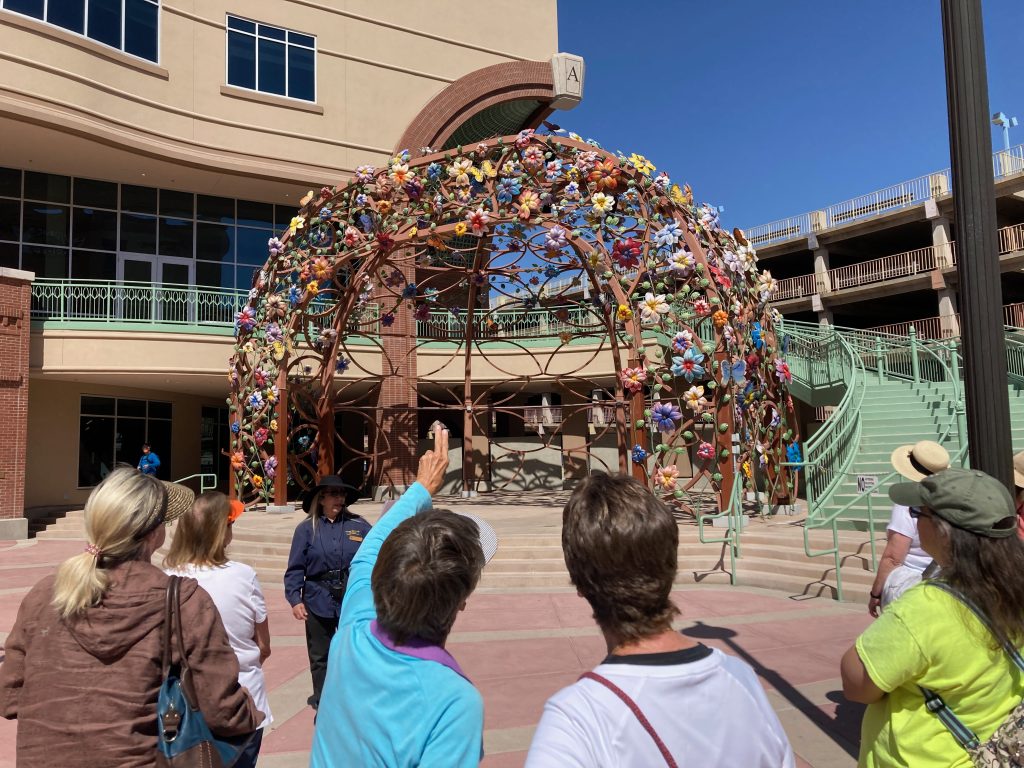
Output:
[908, 507, 932, 519]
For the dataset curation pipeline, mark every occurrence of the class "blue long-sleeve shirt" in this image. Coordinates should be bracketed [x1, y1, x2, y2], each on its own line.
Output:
[138, 452, 160, 476]
[283, 512, 371, 619]
[310, 483, 484, 768]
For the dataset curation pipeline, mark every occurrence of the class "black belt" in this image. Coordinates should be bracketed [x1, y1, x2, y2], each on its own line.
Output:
[308, 569, 345, 583]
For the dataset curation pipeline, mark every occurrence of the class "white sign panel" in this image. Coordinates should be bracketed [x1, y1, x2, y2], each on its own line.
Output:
[857, 474, 879, 494]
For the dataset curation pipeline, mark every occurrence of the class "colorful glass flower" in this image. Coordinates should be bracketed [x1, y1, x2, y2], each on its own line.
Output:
[616, 304, 633, 322]
[651, 402, 683, 432]
[264, 456, 278, 479]
[628, 153, 655, 176]
[654, 465, 679, 491]
[682, 385, 708, 412]
[775, 359, 793, 384]
[631, 444, 648, 464]
[671, 347, 706, 382]
[712, 310, 729, 329]
[620, 366, 646, 394]
[235, 306, 257, 333]
[639, 293, 670, 325]
[497, 177, 521, 204]
[697, 442, 716, 460]
[653, 221, 682, 248]
[466, 207, 489, 236]
[588, 158, 621, 191]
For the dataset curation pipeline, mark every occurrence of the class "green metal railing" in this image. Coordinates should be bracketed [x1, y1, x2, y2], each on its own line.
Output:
[172, 473, 219, 494]
[697, 472, 744, 584]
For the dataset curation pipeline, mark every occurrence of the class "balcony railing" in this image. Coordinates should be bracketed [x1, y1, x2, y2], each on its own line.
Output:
[745, 143, 1024, 248]
[862, 301, 1024, 340]
[766, 222, 1024, 302]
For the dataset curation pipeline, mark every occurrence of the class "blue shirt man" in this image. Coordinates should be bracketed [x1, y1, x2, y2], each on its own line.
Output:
[137, 444, 160, 476]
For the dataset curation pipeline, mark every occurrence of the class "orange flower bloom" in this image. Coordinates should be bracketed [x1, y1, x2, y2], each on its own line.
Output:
[712, 310, 729, 328]
[230, 451, 245, 471]
[588, 159, 621, 192]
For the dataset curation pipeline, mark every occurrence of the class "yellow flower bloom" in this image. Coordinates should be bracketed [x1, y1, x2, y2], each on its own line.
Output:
[306, 280, 319, 296]
[669, 185, 687, 205]
[289, 216, 305, 234]
[454, 222, 468, 236]
[616, 304, 633, 322]
[270, 419, 278, 432]
[629, 154, 655, 176]
[252, 474, 264, 488]
[479, 160, 497, 179]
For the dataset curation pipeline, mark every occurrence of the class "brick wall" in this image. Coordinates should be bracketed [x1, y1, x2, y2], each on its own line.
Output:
[0, 269, 32, 522]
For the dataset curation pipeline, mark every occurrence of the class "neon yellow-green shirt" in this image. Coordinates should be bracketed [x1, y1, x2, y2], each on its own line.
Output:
[856, 582, 1024, 767]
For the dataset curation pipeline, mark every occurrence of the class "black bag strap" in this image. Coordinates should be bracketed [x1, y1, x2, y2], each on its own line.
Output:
[918, 581, 1024, 752]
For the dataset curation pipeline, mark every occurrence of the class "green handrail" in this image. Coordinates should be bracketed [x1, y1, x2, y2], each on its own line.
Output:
[696, 472, 744, 584]
[172, 473, 219, 494]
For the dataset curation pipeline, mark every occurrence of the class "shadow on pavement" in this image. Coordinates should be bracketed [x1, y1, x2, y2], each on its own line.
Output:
[683, 620, 862, 759]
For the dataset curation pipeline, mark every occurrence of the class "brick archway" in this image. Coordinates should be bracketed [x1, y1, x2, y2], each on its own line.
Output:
[396, 60, 557, 157]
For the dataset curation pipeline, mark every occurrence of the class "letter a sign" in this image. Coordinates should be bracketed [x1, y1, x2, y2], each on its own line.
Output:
[550, 54, 585, 110]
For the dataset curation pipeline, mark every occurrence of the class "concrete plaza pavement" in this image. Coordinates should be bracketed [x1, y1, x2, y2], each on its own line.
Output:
[0, 527, 871, 767]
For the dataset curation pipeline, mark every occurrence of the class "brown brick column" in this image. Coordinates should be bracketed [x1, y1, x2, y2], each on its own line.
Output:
[0, 268, 32, 538]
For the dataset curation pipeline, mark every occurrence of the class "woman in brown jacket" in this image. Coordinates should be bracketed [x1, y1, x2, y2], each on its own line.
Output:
[0, 467, 262, 767]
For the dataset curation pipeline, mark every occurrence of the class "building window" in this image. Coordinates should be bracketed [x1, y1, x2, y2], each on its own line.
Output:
[1, 0, 160, 63]
[78, 395, 172, 486]
[226, 15, 316, 102]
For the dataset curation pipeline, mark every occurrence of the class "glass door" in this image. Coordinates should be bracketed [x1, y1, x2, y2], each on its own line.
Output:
[116, 254, 195, 323]
[116, 253, 156, 321]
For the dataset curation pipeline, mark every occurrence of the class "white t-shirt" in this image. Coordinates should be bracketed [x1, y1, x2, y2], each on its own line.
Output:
[887, 504, 932, 572]
[525, 644, 794, 768]
[165, 561, 273, 727]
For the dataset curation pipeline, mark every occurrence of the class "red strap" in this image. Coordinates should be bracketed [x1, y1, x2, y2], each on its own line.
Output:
[580, 671, 678, 768]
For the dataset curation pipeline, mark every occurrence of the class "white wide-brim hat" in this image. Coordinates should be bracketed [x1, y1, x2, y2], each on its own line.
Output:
[890, 440, 951, 482]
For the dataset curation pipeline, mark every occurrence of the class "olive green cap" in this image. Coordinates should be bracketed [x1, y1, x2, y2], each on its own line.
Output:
[889, 467, 1017, 539]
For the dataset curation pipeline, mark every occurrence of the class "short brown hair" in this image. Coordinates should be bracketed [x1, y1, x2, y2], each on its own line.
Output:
[562, 474, 680, 642]
[372, 509, 484, 645]
[164, 491, 230, 569]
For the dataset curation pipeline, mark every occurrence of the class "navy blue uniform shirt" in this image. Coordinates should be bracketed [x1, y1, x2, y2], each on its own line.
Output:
[284, 512, 372, 619]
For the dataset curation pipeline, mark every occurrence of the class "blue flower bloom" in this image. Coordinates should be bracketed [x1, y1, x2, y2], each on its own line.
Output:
[497, 177, 521, 204]
[653, 221, 682, 249]
[631, 444, 648, 464]
[544, 266, 560, 279]
[751, 322, 763, 350]
[230, 421, 240, 434]
[336, 356, 350, 372]
[289, 285, 302, 306]
[402, 283, 417, 299]
[427, 163, 442, 181]
[670, 347, 706, 382]
[787, 442, 803, 470]
[651, 402, 682, 433]
[248, 391, 264, 410]
[359, 213, 373, 232]
[319, 207, 332, 219]
[356, 193, 368, 206]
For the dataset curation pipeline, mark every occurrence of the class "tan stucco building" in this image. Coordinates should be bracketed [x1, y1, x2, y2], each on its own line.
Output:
[0, 0, 587, 534]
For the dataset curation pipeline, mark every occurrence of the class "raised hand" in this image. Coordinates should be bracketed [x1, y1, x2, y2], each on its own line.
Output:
[416, 426, 450, 496]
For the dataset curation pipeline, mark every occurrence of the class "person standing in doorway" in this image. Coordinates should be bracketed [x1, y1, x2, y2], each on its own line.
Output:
[284, 476, 370, 710]
[137, 443, 160, 477]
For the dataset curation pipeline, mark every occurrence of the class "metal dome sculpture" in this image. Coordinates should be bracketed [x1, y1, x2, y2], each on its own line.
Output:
[228, 130, 799, 514]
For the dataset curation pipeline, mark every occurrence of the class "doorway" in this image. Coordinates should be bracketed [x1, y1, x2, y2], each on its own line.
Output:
[116, 253, 195, 322]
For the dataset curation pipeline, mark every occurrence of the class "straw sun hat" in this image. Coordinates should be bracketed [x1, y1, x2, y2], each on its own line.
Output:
[889, 441, 951, 482]
[1013, 451, 1024, 489]
[160, 479, 196, 523]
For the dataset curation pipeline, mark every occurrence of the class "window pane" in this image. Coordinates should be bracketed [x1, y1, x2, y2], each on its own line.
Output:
[236, 264, 259, 291]
[120, 212, 157, 253]
[236, 227, 272, 266]
[227, 30, 256, 90]
[275, 204, 293, 230]
[257, 39, 286, 96]
[21, 245, 69, 278]
[23, 203, 69, 245]
[71, 250, 116, 280]
[118, 398, 147, 417]
[74, 178, 118, 208]
[24, 172, 70, 203]
[47, 0, 85, 33]
[0, 199, 20, 241]
[196, 260, 235, 290]
[149, 400, 172, 419]
[258, 24, 285, 41]
[197, 195, 234, 224]
[0, 167, 20, 197]
[72, 207, 117, 250]
[196, 222, 234, 262]
[288, 31, 314, 48]
[227, 15, 255, 33]
[115, 417, 146, 467]
[0, 242, 18, 270]
[237, 200, 273, 228]
[82, 395, 115, 415]
[158, 217, 193, 258]
[160, 190, 193, 218]
[4, 0, 43, 19]
[124, 0, 158, 61]
[87, 0, 121, 48]
[122, 184, 157, 213]
[288, 45, 315, 101]
[79, 414, 115, 487]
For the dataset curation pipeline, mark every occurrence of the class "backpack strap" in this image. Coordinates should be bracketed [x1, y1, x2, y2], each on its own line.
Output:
[580, 671, 678, 768]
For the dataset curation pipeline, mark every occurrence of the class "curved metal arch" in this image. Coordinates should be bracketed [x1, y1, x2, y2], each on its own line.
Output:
[229, 132, 799, 514]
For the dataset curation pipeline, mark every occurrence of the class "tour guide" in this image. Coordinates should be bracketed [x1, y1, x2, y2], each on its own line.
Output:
[284, 475, 370, 710]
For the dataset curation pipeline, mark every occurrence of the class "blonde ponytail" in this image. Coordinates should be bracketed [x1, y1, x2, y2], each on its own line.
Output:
[52, 467, 165, 618]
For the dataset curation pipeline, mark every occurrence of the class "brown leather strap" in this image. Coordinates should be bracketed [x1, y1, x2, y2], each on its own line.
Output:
[161, 576, 174, 677]
[581, 671, 678, 768]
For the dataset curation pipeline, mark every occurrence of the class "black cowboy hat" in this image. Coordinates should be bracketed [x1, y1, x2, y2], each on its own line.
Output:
[302, 475, 361, 513]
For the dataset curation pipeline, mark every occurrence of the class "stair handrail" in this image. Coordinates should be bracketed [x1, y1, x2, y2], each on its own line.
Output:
[697, 469, 744, 584]
[172, 473, 219, 494]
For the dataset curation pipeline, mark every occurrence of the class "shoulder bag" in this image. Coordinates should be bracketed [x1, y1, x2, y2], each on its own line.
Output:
[920, 581, 1024, 767]
[156, 575, 255, 768]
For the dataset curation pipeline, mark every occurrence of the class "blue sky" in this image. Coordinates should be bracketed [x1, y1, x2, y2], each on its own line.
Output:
[556, 0, 1024, 231]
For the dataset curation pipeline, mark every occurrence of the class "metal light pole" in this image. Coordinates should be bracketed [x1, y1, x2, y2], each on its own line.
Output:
[941, 0, 1014, 488]
[992, 112, 1018, 151]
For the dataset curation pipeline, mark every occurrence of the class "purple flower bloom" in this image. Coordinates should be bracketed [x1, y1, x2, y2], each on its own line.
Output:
[267, 237, 284, 256]
[264, 455, 278, 479]
[381, 312, 395, 327]
[402, 283, 417, 299]
[651, 402, 682, 433]
[265, 322, 283, 343]
[544, 225, 568, 252]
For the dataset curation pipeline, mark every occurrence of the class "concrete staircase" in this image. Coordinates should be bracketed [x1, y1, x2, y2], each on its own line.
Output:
[34, 499, 878, 603]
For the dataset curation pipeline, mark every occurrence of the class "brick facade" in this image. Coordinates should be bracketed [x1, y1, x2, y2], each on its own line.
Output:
[0, 269, 32, 534]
